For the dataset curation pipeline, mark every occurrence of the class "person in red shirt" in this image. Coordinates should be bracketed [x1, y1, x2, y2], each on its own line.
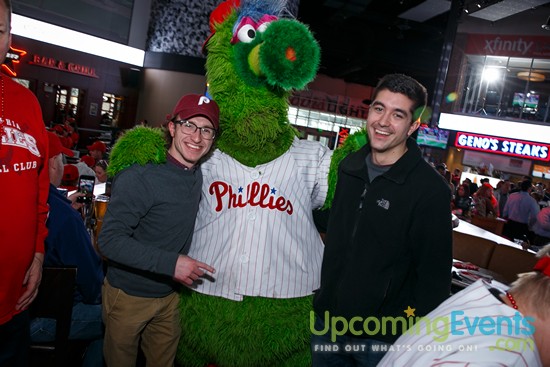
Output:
[0, 0, 48, 364]
[52, 124, 74, 149]
[64, 117, 79, 147]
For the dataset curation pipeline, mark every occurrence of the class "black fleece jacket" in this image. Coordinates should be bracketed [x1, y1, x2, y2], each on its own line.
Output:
[313, 138, 452, 344]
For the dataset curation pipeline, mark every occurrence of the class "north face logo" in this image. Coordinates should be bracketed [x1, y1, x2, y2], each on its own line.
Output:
[377, 199, 390, 210]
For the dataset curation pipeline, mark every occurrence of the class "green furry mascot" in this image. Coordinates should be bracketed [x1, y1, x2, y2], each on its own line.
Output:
[108, 0, 367, 365]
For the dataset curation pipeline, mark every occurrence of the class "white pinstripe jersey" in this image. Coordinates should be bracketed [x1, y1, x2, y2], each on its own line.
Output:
[377, 280, 542, 367]
[188, 138, 332, 301]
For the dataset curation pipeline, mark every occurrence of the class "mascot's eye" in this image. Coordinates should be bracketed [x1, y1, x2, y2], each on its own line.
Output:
[236, 24, 257, 43]
[256, 14, 277, 34]
[231, 15, 277, 45]
[256, 21, 272, 34]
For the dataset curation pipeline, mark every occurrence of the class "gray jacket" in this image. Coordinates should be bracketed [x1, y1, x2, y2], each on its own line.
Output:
[99, 160, 202, 297]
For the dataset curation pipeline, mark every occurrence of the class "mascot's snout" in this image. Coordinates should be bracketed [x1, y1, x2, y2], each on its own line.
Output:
[249, 19, 320, 90]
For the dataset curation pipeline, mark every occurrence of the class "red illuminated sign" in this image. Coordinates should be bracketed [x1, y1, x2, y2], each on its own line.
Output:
[29, 55, 99, 78]
[1, 46, 27, 77]
[337, 127, 351, 147]
[455, 132, 550, 162]
[466, 34, 550, 58]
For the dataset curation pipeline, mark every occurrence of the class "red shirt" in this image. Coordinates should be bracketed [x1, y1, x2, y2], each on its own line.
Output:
[0, 75, 49, 324]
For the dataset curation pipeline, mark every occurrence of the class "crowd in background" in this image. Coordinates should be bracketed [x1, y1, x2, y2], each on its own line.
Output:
[435, 164, 550, 250]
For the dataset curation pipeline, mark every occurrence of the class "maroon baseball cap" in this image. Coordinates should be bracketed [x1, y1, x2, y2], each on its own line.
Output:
[169, 94, 220, 130]
[47, 131, 74, 159]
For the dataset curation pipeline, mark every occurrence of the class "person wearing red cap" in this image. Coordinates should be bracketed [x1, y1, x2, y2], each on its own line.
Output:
[60, 164, 80, 192]
[46, 131, 75, 179]
[44, 132, 85, 207]
[74, 157, 96, 181]
[52, 124, 74, 149]
[64, 116, 79, 147]
[87, 141, 107, 163]
[80, 155, 96, 168]
[98, 94, 218, 367]
[0, 1, 50, 364]
[74, 154, 98, 180]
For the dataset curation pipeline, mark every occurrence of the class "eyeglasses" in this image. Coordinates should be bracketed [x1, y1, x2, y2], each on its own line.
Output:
[173, 120, 216, 140]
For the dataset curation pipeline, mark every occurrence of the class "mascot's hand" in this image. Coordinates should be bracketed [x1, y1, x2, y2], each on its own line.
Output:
[107, 126, 167, 177]
[324, 129, 368, 209]
[174, 255, 216, 286]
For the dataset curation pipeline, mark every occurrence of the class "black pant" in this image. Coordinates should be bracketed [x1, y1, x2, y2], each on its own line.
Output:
[503, 219, 529, 241]
[533, 233, 550, 247]
[0, 310, 30, 367]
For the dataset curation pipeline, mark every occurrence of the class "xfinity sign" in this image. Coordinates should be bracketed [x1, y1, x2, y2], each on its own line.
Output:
[455, 132, 550, 162]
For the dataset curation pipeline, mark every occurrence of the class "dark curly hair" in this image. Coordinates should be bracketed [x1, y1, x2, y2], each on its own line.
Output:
[372, 73, 428, 122]
[457, 183, 470, 197]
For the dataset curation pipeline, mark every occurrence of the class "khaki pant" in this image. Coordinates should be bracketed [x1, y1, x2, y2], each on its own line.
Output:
[102, 279, 181, 367]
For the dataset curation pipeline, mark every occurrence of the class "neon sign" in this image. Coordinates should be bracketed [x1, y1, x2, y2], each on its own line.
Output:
[337, 127, 350, 147]
[29, 55, 99, 78]
[455, 132, 550, 162]
[1, 46, 27, 76]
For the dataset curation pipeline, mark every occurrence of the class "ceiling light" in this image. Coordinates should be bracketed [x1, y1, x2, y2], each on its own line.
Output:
[11, 14, 144, 67]
[463, 0, 504, 17]
[517, 71, 545, 82]
[542, 16, 550, 30]
[482, 67, 501, 82]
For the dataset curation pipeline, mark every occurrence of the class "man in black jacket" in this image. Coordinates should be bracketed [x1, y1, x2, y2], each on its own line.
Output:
[311, 74, 453, 367]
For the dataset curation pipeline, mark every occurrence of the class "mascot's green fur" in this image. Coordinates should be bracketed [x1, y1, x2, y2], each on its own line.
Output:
[106, 127, 166, 177]
[107, 0, 367, 365]
[205, 0, 319, 166]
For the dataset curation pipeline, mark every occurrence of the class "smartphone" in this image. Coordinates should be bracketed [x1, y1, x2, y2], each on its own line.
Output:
[104, 178, 112, 197]
[77, 175, 95, 203]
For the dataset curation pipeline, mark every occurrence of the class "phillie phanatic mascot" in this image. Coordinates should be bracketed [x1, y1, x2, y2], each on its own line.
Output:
[107, 0, 367, 365]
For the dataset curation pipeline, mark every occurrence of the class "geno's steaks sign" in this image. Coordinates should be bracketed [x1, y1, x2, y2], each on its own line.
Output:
[455, 132, 550, 162]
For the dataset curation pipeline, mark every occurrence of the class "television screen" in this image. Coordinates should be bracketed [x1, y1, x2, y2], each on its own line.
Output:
[416, 126, 450, 149]
[532, 164, 550, 179]
[512, 92, 539, 109]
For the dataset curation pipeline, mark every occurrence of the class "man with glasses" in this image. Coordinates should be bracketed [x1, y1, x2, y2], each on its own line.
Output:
[98, 94, 217, 367]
